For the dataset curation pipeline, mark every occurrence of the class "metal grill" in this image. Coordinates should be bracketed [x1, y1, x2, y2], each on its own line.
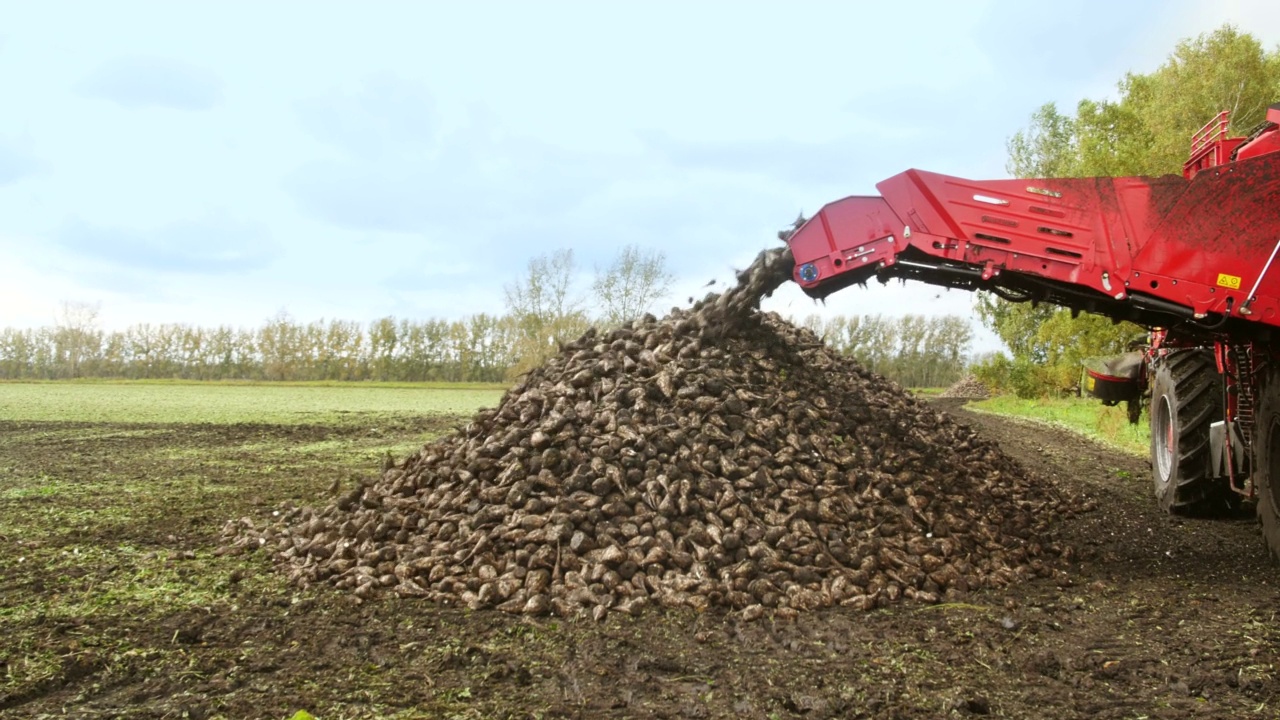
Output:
[1237, 345, 1258, 445]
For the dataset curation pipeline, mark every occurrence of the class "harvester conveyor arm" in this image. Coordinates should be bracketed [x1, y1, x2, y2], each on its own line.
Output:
[784, 153, 1280, 341]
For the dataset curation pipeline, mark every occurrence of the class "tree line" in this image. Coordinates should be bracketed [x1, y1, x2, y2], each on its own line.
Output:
[0, 311, 519, 382]
[0, 306, 974, 387]
[0, 244, 679, 383]
[802, 314, 972, 389]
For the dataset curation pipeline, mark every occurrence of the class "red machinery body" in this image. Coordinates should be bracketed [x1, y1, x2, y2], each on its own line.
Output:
[785, 104, 1280, 513]
[787, 104, 1280, 340]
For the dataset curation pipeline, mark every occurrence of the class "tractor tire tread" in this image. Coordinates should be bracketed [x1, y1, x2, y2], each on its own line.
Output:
[1255, 369, 1280, 561]
[1152, 349, 1228, 514]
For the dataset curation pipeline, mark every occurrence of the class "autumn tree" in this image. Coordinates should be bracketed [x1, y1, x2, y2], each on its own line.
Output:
[259, 309, 306, 381]
[592, 245, 674, 327]
[504, 249, 582, 334]
[52, 300, 103, 378]
[503, 249, 591, 377]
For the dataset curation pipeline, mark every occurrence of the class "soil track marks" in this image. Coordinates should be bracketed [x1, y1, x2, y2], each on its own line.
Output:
[2, 405, 1280, 718]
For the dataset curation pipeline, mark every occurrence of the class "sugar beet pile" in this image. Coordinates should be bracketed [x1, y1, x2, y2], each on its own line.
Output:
[940, 375, 991, 399]
[224, 248, 1075, 620]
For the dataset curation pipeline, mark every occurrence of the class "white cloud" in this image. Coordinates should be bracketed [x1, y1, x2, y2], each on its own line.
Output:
[77, 56, 223, 111]
[0, 249, 85, 328]
[0, 136, 38, 186]
[54, 213, 275, 278]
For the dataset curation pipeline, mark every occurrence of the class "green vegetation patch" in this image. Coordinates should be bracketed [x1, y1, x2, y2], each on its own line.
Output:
[966, 395, 1149, 456]
[0, 403, 467, 712]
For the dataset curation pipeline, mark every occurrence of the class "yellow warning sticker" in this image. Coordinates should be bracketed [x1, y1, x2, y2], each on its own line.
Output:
[1217, 273, 1242, 290]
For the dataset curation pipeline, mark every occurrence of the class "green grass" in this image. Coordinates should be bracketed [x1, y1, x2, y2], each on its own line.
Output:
[0, 544, 243, 623]
[0, 381, 507, 424]
[966, 395, 1150, 456]
[0, 378, 507, 390]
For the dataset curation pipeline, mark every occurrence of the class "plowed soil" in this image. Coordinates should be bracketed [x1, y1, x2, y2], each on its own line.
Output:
[3, 402, 1280, 719]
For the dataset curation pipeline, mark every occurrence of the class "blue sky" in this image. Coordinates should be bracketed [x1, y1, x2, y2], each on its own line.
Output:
[2, 1, 1277, 353]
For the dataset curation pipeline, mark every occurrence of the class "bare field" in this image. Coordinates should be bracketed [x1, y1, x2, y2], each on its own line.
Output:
[2, 386, 1280, 718]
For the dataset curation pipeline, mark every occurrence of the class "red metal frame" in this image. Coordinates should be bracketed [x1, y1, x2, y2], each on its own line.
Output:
[1183, 111, 1244, 179]
[787, 117, 1280, 333]
[1213, 341, 1247, 495]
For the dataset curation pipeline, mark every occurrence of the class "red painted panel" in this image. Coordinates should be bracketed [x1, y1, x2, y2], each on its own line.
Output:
[788, 150, 1280, 328]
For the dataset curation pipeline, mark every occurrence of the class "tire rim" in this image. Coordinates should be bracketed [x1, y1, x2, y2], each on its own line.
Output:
[1154, 394, 1174, 483]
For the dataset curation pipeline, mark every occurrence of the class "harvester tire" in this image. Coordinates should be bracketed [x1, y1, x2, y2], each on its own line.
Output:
[1255, 369, 1280, 560]
[1149, 349, 1230, 514]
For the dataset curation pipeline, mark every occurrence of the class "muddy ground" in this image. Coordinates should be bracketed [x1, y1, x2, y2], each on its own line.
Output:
[2, 402, 1279, 719]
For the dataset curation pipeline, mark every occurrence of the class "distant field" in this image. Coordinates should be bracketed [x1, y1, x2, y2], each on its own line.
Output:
[0, 380, 508, 424]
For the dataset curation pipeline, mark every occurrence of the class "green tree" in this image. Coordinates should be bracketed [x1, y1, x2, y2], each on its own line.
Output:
[1006, 103, 1080, 178]
[973, 294, 1056, 363]
[806, 313, 971, 388]
[1009, 27, 1279, 180]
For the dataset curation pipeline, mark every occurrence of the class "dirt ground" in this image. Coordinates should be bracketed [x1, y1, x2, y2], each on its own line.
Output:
[2, 402, 1280, 719]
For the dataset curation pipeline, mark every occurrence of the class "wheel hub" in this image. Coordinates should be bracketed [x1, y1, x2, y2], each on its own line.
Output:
[1154, 395, 1175, 483]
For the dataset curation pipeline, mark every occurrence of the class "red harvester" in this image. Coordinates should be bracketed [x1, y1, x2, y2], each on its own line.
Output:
[784, 103, 1280, 553]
